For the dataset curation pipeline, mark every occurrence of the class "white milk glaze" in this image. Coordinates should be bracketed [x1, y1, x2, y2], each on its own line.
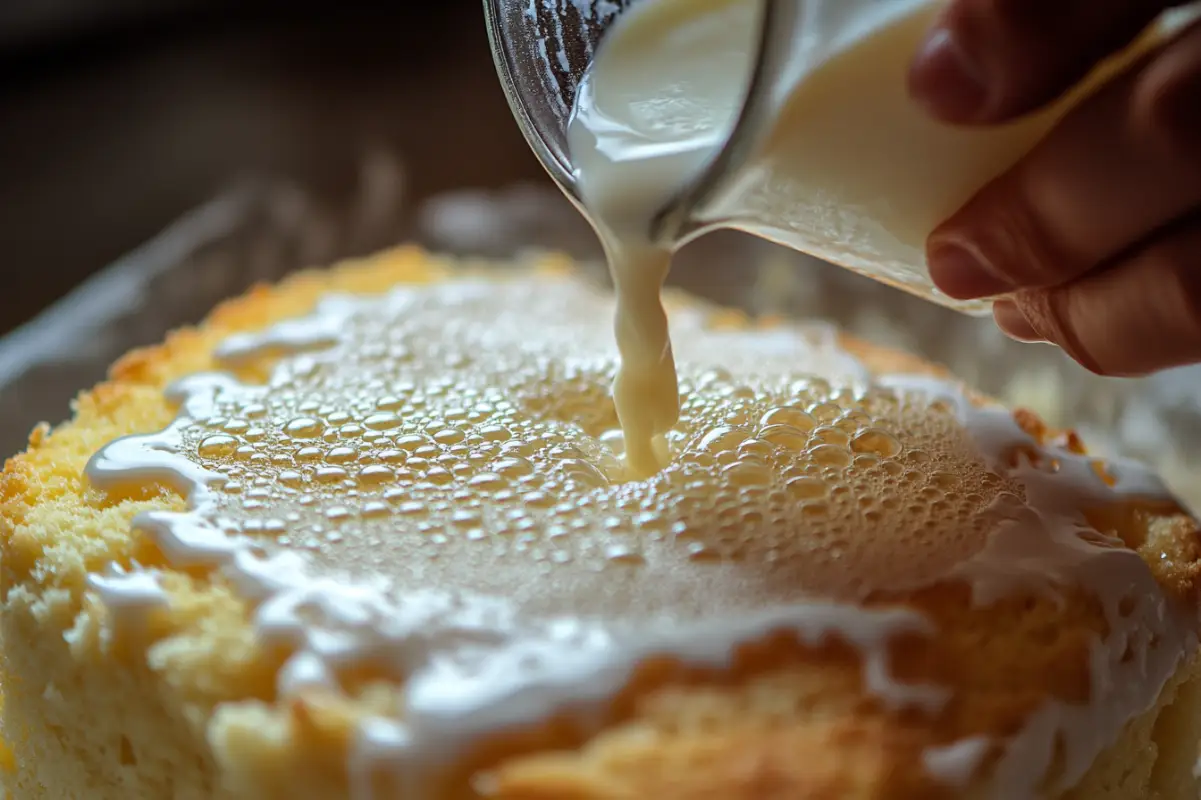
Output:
[882, 375, 1197, 795]
[87, 564, 169, 619]
[83, 275, 1195, 798]
[922, 737, 991, 791]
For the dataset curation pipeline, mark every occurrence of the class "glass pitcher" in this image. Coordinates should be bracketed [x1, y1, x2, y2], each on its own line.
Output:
[483, 0, 1182, 316]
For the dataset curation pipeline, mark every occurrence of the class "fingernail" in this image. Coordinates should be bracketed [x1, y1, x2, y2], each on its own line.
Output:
[928, 241, 1011, 300]
[910, 27, 989, 121]
[993, 300, 1045, 343]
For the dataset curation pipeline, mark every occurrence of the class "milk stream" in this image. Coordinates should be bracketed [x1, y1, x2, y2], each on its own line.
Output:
[567, 0, 760, 476]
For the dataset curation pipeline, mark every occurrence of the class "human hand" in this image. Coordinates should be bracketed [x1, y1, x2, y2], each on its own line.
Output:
[908, 0, 1201, 376]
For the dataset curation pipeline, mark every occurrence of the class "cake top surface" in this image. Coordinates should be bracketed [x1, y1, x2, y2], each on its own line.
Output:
[4, 247, 1199, 799]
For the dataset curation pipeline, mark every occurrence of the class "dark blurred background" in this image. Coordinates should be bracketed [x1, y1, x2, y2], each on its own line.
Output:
[0, 0, 548, 335]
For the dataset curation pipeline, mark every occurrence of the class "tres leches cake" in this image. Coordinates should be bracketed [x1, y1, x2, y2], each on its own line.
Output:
[2, 247, 1201, 799]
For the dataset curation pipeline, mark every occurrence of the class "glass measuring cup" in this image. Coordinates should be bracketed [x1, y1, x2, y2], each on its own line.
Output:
[483, 0, 632, 207]
[484, 0, 997, 314]
[485, 0, 1173, 316]
[483, 0, 784, 233]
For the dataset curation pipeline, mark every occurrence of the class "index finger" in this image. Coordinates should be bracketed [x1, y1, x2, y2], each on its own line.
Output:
[908, 0, 1185, 124]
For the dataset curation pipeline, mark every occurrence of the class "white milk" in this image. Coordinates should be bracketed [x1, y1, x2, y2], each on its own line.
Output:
[568, 0, 1177, 476]
[568, 0, 763, 477]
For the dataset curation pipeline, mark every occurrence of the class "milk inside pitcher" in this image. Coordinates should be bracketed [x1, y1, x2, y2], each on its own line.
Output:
[559, 0, 1185, 315]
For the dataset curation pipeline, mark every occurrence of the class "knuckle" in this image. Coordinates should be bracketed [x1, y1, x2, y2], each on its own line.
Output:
[1158, 236, 1201, 340]
[973, 181, 1081, 288]
[1024, 225, 1201, 378]
[957, 0, 1066, 92]
[1134, 26, 1201, 165]
[967, 0, 1052, 32]
[1017, 289, 1116, 376]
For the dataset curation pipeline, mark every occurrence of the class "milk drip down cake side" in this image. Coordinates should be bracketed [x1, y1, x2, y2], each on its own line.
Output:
[3, 1, 1201, 799]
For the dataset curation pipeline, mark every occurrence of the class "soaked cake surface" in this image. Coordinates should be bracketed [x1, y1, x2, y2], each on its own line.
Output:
[3, 250, 1198, 800]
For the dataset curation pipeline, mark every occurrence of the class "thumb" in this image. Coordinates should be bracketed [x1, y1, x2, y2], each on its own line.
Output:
[994, 215, 1201, 376]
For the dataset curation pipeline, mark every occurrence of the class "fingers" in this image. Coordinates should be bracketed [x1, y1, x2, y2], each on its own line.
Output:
[1137, 15, 1201, 159]
[909, 0, 1185, 124]
[913, 4, 1201, 375]
[994, 214, 1201, 377]
[926, 20, 1201, 300]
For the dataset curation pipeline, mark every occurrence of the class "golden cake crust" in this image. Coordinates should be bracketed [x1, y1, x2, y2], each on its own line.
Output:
[2, 246, 1200, 800]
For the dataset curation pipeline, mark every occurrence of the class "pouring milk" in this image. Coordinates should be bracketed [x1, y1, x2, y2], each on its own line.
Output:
[566, 0, 1180, 478]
